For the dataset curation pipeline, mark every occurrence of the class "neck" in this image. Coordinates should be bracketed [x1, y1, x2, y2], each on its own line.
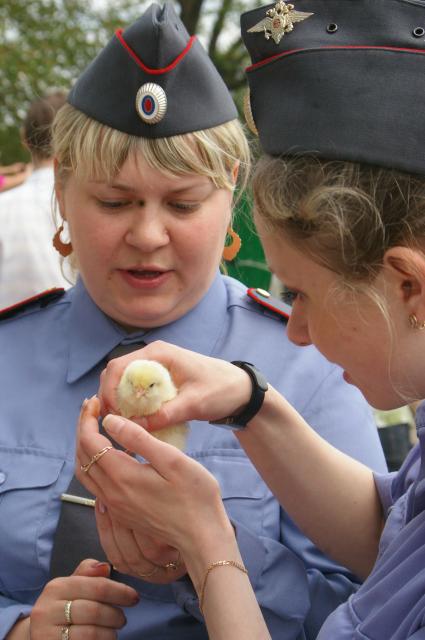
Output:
[32, 157, 54, 170]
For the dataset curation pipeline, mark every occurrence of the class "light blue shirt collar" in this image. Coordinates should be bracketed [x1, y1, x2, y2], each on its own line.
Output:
[67, 272, 227, 383]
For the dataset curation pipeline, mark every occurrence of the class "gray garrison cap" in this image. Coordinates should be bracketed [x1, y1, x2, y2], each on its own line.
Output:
[241, 0, 425, 174]
[68, 2, 237, 138]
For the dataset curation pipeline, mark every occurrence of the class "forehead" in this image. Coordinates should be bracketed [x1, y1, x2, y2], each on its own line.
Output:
[78, 154, 212, 192]
[255, 216, 336, 289]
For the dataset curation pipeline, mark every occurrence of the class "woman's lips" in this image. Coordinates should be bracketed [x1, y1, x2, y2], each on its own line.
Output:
[119, 268, 172, 289]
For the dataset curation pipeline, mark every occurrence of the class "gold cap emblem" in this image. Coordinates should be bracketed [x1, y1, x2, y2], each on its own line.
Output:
[248, 1, 313, 45]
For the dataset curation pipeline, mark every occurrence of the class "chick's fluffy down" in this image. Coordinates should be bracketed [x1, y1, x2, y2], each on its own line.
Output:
[117, 359, 189, 450]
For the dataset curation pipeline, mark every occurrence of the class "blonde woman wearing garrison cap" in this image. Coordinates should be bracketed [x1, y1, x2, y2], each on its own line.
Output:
[76, 0, 425, 638]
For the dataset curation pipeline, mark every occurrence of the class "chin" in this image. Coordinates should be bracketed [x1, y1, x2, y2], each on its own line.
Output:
[363, 389, 412, 412]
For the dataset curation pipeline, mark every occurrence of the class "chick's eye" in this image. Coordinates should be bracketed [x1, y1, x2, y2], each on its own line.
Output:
[281, 286, 299, 306]
[149, 382, 155, 388]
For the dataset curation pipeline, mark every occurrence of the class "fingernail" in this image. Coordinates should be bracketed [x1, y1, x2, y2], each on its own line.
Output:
[103, 414, 125, 435]
[97, 500, 107, 514]
[93, 561, 110, 569]
[81, 398, 89, 409]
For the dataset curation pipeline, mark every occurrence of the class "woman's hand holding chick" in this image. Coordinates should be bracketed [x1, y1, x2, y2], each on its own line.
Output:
[76, 398, 238, 587]
[99, 340, 253, 431]
[76, 399, 187, 584]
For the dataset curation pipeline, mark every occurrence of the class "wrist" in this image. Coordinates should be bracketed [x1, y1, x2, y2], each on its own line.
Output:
[209, 362, 268, 430]
[182, 519, 240, 590]
[6, 617, 30, 640]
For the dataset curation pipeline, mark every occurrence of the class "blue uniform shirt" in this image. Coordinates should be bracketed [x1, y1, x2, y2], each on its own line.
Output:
[318, 402, 425, 640]
[0, 273, 386, 639]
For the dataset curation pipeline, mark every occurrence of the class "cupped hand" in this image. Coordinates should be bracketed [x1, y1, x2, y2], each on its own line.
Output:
[29, 558, 139, 639]
[98, 340, 252, 430]
[95, 507, 188, 584]
[76, 398, 235, 563]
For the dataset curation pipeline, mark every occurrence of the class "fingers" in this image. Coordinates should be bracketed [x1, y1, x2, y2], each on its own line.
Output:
[41, 574, 139, 607]
[30, 569, 140, 640]
[47, 597, 127, 628]
[95, 505, 185, 584]
[102, 414, 186, 479]
[76, 397, 115, 494]
[96, 502, 163, 578]
[72, 558, 111, 578]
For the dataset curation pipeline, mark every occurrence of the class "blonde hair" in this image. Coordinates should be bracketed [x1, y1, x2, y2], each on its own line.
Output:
[253, 155, 425, 288]
[52, 103, 250, 193]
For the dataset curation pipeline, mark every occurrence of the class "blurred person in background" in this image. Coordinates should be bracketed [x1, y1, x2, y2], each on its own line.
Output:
[0, 90, 69, 308]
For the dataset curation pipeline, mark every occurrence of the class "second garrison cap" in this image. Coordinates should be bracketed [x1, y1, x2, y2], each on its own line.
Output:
[69, 2, 237, 138]
[241, 0, 425, 175]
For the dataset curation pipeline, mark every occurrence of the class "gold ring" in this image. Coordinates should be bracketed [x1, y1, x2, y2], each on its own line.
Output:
[64, 600, 73, 625]
[61, 625, 70, 640]
[80, 446, 113, 473]
[137, 565, 160, 578]
[163, 551, 181, 571]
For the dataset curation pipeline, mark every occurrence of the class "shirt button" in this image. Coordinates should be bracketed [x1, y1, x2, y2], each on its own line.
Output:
[0, 472, 6, 485]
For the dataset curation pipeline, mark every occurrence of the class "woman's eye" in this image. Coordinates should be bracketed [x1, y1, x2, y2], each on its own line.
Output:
[97, 199, 128, 209]
[169, 201, 199, 212]
[281, 286, 299, 306]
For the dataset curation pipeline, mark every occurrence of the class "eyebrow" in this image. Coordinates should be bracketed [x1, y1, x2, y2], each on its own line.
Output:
[89, 180, 211, 194]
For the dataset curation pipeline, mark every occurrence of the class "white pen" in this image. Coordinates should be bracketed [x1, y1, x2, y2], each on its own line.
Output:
[61, 493, 96, 508]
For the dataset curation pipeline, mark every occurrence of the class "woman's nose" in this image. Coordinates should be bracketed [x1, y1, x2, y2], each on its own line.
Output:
[125, 207, 169, 251]
[286, 312, 312, 347]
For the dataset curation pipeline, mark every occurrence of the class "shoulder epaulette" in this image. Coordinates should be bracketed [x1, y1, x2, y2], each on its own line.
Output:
[0, 288, 66, 321]
[247, 287, 291, 321]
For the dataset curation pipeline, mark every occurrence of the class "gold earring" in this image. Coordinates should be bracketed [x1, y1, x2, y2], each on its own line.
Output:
[222, 227, 242, 261]
[52, 224, 73, 257]
[409, 313, 425, 330]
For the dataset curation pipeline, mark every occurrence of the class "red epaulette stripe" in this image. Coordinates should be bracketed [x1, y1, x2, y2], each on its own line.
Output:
[246, 45, 425, 72]
[0, 288, 65, 318]
[247, 288, 291, 320]
[116, 29, 196, 75]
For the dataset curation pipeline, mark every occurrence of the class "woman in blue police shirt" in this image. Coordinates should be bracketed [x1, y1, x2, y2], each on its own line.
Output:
[1, 3, 386, 640]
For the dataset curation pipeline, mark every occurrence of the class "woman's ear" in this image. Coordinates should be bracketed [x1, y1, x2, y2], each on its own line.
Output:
[231, 162, 240, 185]
[53, 159, 65, 219]
[384, 246, 425, 314]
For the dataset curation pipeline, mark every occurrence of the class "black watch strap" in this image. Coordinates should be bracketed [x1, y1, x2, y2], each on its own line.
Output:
[209, 361, 268, 430]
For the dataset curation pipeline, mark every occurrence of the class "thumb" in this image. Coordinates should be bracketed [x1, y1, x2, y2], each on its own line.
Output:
[72, 558, 111, 578]
[102, 414, 185, 476]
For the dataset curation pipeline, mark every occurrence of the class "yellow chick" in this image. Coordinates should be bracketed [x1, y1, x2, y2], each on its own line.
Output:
[117, 359, 189, 450]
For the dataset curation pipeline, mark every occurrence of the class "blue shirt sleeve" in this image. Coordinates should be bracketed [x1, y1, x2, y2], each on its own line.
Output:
[0, 596, 32, 639]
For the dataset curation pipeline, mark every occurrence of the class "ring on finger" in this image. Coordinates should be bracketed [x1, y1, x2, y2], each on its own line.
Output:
[163, 551, 181, 571]
[61, 625, 70, 640]
[64, 600, 73, 625]
[80, 446, 113, 473]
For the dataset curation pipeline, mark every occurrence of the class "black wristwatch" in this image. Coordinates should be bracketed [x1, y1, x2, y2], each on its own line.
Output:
[209, 361, 268, 431]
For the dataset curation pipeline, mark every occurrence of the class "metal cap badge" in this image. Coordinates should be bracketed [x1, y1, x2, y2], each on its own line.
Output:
[68, 2, 237, 138]
[247, 1, 313, 44]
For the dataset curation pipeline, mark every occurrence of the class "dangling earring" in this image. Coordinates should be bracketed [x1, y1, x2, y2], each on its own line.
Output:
[222, 226, 242, 261]
[53, 222, 73, 257]
[409, 313, 425, 330]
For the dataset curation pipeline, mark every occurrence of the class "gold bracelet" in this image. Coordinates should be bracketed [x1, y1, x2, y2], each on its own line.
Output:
[199, 560, 248, 615]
